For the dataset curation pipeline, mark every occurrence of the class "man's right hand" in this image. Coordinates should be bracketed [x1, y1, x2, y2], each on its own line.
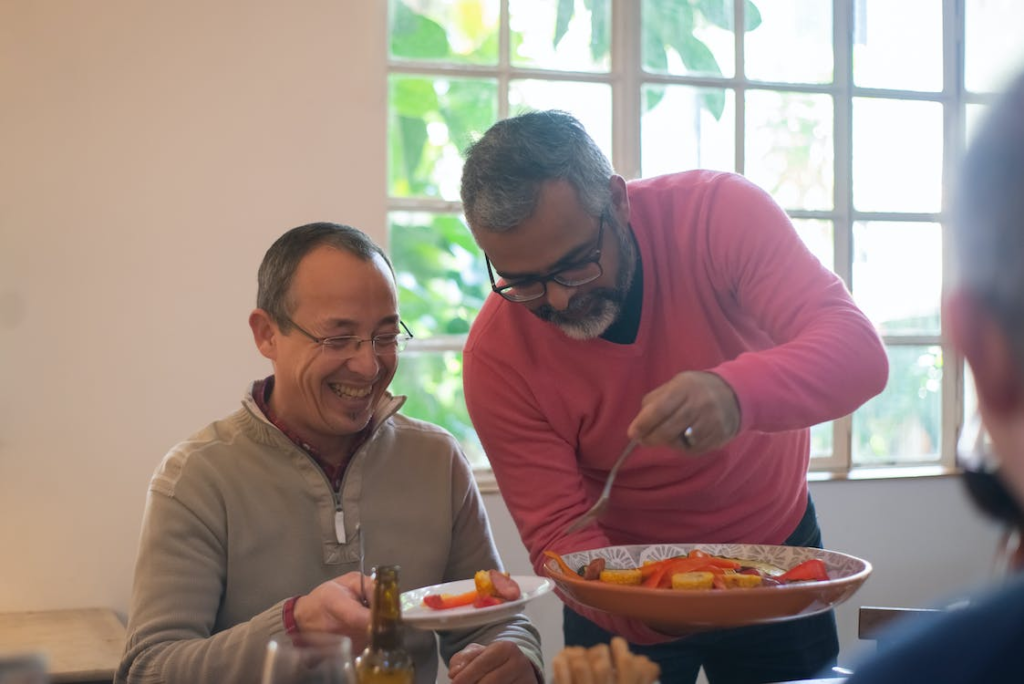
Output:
[293, 572, 372, 652]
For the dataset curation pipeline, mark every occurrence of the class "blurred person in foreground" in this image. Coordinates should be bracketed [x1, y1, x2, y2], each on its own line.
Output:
[116, 222, 542, 684]
[459, 110, 889, 684]
[838, 72, 1024, 684]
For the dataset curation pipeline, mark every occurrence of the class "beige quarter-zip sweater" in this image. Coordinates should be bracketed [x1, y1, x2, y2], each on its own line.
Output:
[117, 384, 542, 684]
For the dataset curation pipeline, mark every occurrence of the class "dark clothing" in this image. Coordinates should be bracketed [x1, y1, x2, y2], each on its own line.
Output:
[563, 495, 839, 684]
[841, 571, 1024, 684]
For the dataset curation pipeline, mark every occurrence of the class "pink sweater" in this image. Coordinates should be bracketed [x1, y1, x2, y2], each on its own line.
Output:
[463, 171, 888, 642]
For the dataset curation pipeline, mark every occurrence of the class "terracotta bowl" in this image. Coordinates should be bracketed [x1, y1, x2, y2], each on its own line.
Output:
[544, 543, 872, 632]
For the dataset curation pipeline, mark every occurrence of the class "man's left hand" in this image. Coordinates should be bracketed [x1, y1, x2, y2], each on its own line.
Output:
[448, 641, 540, 684]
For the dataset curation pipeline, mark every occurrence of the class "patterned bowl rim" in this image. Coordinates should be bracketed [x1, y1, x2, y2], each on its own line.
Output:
[546, 543, 872, 593]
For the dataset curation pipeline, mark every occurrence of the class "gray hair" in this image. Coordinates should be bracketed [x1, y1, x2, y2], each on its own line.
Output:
[256, 222, 393, 330]
[952, 71, 1024, 353]
[460, 110, 614, 233]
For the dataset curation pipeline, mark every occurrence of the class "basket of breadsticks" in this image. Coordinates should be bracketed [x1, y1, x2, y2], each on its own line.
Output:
[551, 636, 660, 684]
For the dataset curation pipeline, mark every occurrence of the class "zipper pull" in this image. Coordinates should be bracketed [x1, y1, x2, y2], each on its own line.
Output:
[334, 506, 346, 544]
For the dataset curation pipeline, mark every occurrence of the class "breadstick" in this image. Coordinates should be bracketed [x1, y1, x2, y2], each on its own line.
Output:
[609, 637, 636, 684]
[552, 650, 573, 684]
[567, 646, 595, 684]
[636, 655, 660, 684]
[586, 643, 614, 684]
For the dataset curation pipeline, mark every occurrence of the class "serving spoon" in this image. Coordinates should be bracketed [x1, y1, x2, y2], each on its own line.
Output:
[562, 438, 640, 535]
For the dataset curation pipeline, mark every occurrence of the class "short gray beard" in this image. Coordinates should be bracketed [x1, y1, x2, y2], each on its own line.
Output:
[550, 299, 620, 340]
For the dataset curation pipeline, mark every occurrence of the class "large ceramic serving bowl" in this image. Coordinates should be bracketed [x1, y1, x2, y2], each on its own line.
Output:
[544, 543, 871, 631]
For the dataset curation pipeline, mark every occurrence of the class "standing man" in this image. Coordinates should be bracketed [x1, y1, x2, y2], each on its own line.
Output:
[117, 223, 542, 684]
[460, 111, 888, 684]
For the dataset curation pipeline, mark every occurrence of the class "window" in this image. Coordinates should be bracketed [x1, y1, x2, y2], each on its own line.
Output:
[386, 0, 1024, 476]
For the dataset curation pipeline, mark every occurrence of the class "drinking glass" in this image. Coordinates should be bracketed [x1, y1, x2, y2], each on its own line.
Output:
[261, 633, 356, 684]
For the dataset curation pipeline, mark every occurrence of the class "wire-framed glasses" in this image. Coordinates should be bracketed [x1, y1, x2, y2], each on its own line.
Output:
[283, 317, 414, 357]
[485, 214, 606, 303]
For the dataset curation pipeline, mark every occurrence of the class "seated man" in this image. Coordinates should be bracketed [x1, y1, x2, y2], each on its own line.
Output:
[117, 222, 542, 684]
[839, 71, 1024, 683]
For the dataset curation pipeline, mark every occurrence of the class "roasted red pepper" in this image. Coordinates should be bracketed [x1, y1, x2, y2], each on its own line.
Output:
[778, 559, 830, 583]
[422, 589, 479, 610]
[641, 556, 738, 588]
[472, 594, 505, 608]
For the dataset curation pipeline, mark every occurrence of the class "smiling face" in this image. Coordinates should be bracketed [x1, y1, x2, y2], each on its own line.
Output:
[476, 177, 635, 340]
[250, 245, 400, 456]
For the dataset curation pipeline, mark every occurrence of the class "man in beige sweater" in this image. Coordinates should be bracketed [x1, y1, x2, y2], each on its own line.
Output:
[117, 222, 542, 684]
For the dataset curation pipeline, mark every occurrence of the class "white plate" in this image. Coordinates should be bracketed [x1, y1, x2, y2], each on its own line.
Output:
[401, 575, 553, 631]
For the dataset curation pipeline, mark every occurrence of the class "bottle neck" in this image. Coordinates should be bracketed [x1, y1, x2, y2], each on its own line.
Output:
[369, 565, 405, 651]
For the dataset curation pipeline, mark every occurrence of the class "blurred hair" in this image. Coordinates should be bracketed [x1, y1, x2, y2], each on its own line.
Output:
[952, 71, 1024, 356]
[256, 222, 392, 331]
[460, 110, 614, 232]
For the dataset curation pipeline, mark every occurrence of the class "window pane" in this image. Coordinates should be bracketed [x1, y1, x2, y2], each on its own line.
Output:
[853, 345, 942, 466]
[965, 0, 1024, 93]
[389, 0, 499, 65]
[640, 85, 735, 177]
[852, 98, 943, 213]
[641, 0, 735, 78]
[792, 219, 834, 272]
[389, 75, 498, 200]
[509, 80, 613, 158]
[391, 350, 487, 467]
[745, 90, 834, 211]
[852, 221, 941, 335]
[809, 422, 834, 460]
[389, 212, 489, 336]
[509, 0, 610, 72]
[853, 0, 942, 91]
[745, 0, 832, 84]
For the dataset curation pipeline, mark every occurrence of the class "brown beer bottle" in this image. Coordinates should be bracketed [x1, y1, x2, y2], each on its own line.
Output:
[356, 564, 414, 684]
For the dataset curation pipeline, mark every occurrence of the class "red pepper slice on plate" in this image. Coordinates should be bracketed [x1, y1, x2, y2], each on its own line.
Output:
[422, 589, 479, 610]
[778, 559, 830, 583]
[473, 594, 506, 608]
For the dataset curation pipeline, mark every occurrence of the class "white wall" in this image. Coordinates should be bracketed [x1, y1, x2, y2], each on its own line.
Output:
[0, 0, 1005, 679]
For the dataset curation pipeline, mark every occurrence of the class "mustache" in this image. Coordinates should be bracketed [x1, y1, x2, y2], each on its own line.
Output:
[532, 287, 622, 323]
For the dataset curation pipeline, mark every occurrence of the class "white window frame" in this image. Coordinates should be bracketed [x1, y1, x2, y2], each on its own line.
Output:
[387, 0, 995, 480]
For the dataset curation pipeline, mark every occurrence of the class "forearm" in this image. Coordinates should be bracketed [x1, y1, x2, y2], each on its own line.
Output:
[118, 601, 286, 684]
[714, 299, 888, 433]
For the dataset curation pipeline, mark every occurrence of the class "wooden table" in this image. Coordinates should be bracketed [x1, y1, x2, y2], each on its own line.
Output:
[0, 608, 125, 684]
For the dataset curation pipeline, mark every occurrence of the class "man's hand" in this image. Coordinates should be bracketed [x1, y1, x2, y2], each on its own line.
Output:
[292, 572, 372, 653]
[628, 371, 740, 453]
[448, 641, 540, 684]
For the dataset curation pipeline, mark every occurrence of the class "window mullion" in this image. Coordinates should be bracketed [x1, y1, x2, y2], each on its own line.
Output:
[612, 0, 641, 180]
[831, 0, 854, 470]
[734, 0, 745, 174]
[941, 0, 967, 468]
[498, 0, 510, 120]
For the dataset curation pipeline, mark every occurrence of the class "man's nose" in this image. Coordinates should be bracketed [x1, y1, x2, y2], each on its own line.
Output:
[346, 339, 381, 372]
[544, 281, 576, 311]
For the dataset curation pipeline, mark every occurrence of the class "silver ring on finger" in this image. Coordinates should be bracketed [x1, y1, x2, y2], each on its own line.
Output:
[682, 425, 696, 448]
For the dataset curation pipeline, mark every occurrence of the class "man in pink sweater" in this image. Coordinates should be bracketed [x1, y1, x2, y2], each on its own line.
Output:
[460, 110, 888, 684]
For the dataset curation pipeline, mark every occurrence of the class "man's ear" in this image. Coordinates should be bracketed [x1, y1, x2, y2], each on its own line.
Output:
[609, 175, 630, 225]
[946, 288, 1023, 415]
[249, 309, 278, 361]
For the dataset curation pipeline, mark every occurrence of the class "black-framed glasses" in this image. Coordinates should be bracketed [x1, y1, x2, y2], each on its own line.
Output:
[283, 317, 414, 357]
[485, 214, 606, 303]
[957, 409, 1024, 527]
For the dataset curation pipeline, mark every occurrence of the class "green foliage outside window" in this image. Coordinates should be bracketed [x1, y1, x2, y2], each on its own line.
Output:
[388, 0, 941, 470]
